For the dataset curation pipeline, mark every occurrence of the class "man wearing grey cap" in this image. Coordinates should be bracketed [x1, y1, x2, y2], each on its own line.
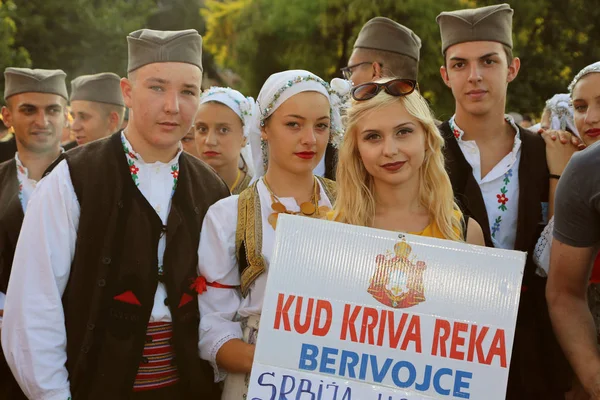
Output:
[2, 29, 227, 399]
[0, 67, 68, 400]
[436, 4, 574, 399]
[70, 72, 126, 146]
[342, 16, 421, 86]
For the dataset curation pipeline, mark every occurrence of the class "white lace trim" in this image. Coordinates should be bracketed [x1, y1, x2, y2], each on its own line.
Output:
[210, 334, 240, 382]
[534, 217, 554, 277]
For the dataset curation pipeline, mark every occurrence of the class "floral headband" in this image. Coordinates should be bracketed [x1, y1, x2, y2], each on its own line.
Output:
[200, 87, 258, 138]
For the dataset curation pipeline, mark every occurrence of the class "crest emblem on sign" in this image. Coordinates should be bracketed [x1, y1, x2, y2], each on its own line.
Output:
[367, 237, 427, 309]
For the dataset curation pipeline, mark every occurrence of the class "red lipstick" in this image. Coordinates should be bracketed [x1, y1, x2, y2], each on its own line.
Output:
[295, 151, 316, 160]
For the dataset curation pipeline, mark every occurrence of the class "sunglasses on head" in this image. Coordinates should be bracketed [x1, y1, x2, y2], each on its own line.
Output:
[351, 79, 417, 101]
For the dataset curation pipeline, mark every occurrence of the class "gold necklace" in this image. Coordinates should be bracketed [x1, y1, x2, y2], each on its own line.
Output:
[262, 176, 331, 229]
[230, 168, 242, 192]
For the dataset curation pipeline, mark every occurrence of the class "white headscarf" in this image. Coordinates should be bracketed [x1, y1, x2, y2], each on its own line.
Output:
[568, 61, 600, 94]
[200, 87, 258, 176]
[545, 93, 578, 136]
[248, 69, 352, 178]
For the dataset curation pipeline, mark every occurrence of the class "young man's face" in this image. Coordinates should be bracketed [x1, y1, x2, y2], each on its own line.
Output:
[346, 49, 380, 86]
[1, 92, 66, 154]
[440, 41, 520, 117]
[121, 62, 202, 151]
[70, 100, 114, 145]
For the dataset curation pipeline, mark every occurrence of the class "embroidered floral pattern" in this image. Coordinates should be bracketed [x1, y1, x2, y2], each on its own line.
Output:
[171, 164, 179, 194]
[450, 115, 517, 142]
[128, 160, 140, 186]
[17, 181, 23, 202]
[15, 158, 27, 204]
[450, 116, 520, 241]
[492, 216, 502, 237]
[453, 127, 461, 139]
[497, 190, 508, 210]
[119, 133, 181, 278]
[503, 169, 513, 185]
[122, 140, 138, 161]
[492, 168, 513, 236]
[121, 134, 179, 193]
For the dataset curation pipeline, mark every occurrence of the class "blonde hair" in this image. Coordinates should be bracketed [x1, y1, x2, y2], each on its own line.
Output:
[334, 80, 463, 241]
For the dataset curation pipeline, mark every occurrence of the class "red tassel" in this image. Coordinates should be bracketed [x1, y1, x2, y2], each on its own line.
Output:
[190, 276, 208, 295]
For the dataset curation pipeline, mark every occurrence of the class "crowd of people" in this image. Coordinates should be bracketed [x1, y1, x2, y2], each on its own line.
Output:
[0, 2, 598, 399]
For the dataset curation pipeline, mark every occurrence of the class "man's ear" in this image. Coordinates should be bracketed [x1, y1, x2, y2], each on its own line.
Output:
[121, 77, 134, 109]
[372, 62, 383, 80]
[440, 65, 452, 88]
[507, 57, 521, 83]
[1, 106, 12, 129]
[108, 111, 120, 131]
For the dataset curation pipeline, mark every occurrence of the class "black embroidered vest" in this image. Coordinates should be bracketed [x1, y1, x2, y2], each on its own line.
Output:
[62, 132, 228, 399]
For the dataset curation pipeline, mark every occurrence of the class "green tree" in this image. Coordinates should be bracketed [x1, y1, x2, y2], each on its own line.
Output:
[494, 0, 600, 115]
[147, 0, 224, 87]
[0, 0, 31, 92]
[203, 0, 600, 118]
[11, 0, 156, 80]
[202, 0, 463, 115]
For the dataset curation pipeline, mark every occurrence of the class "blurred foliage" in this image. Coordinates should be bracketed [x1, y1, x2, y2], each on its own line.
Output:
[202, 0, 600, 118]
[2, 0, 599, 117]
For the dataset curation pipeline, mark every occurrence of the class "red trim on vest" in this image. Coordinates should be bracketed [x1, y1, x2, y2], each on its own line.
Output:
[178, 293, 193, 308]
[133, 322, 179, 392]
[113, 290, 141, 306]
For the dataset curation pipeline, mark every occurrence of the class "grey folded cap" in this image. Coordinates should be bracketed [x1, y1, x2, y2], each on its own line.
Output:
[437, 3, 514, 54]
[127, 29, 203, 73]
[70, 72, 124, 107]
[4, 68, 68, 100]
[354, 17, 421, 62]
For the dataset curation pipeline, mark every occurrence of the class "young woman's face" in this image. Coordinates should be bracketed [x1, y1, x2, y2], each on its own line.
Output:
[194, 102, 245, 170]
[262, 91, 330, 176]
[572, 73, 600, 146]
[356, 100, 426, 188]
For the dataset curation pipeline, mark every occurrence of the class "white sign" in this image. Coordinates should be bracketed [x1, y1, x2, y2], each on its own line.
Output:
[247, 215, 526, 400]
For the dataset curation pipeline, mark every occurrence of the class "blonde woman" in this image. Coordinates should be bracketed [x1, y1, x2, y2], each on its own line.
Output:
[332, 78, 484, 244]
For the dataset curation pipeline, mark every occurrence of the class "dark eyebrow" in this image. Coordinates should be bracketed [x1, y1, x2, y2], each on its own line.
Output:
[480, 52, 500, 60]
[449, 52, 499, 62]
[18, 103, 37, 109]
